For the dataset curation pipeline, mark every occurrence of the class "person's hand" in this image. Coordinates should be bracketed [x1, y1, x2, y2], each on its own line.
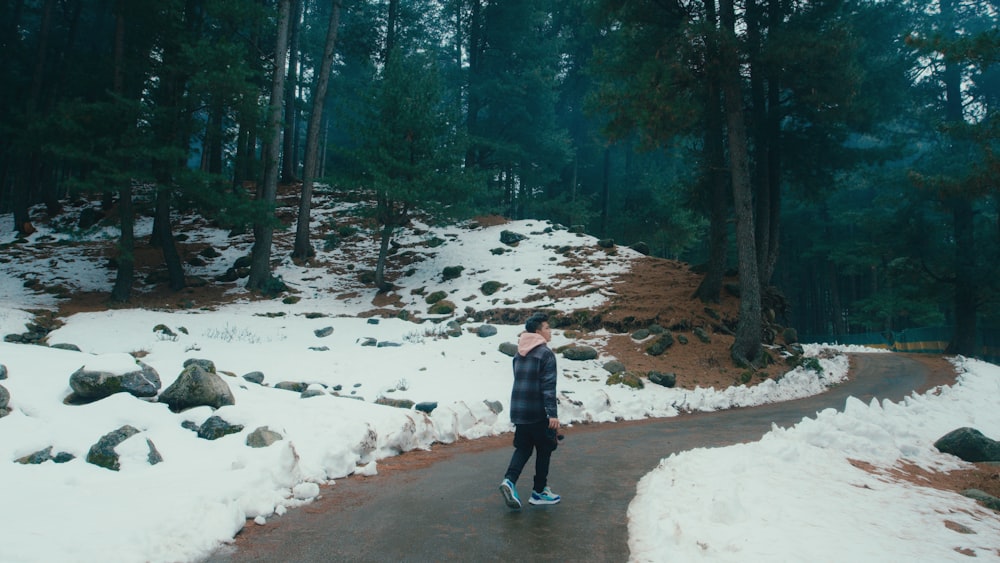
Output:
[548, 417, 559, 430]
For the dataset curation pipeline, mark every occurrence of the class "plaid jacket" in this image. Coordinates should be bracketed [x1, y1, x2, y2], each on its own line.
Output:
[509, 341, 558, 424]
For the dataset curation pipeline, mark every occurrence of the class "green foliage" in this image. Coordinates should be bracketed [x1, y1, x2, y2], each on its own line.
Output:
[442, 266, 464, 281]
[425, 291, 448, 305]
[481, 281, 503, 296]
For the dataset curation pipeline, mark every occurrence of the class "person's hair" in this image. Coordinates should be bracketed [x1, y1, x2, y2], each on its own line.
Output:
[525, 313, 549, 333]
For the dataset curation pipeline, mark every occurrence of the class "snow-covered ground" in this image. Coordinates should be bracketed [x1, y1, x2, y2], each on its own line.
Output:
[1, 194, 998, 562]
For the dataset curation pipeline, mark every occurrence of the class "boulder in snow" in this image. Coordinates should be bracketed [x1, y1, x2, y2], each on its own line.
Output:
[158, 363, 235, 412]
[934, 427, 1000, 462]
[68, 360, 161, 403]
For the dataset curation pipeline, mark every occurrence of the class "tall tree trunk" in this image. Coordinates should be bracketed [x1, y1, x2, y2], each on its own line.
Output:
[720, 0, 763, 366]
[149, 0, 203, 291]
[293, 0, 342, 260]
[110, 4, 134, 303]
[281, 0, 302, 183]
[10, 0, 55, 235]
[941, 0, 977, 356]
[693, 0, 728, 303]
[248, 0, 292, 291]
[465, 0, 482, 169]
[600, 146, 610, 238]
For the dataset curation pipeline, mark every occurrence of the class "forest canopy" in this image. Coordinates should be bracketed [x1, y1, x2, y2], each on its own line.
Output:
[0, 0, 998, 360]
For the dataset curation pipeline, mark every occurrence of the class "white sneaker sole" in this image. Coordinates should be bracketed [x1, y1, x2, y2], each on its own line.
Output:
[529, 496, 561, 505]
[500, 482, 521, 509]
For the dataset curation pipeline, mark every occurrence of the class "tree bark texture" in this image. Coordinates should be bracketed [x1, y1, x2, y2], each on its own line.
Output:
[293, 0, 342, 260]
[248, 0, 292, 291]
[720, 0, 763, 366]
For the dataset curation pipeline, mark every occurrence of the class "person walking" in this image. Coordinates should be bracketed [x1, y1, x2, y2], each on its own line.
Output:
[499, 312, 561, 509]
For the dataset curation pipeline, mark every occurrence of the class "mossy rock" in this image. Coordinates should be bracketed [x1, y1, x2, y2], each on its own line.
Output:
[606, 371, 644, 389]
[425, 290, 448, 304]
[693, 326, 711, 343]
[481, 281, 503, 295]
[428, 300, 456, 315]
[376, 397, 415, 409]
[648, 371, 676, 388]
[563, 345, 599, 361]
[442, 266, 464, 281]
[645, 334, 675, 356]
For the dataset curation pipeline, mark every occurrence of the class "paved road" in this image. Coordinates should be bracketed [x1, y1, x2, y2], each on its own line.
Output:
[203, 353, 952, 563]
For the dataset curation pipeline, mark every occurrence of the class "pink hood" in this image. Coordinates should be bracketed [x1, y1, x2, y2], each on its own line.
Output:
[517, 332, 548, 356]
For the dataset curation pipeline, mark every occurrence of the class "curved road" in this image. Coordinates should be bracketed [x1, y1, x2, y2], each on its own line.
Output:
[203, 353, 955, 562]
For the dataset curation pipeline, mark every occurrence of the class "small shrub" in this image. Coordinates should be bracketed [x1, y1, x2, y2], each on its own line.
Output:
[801, 357, 823, 374]
[428, 300, 456, 315]
[425, 290, 448, 304]
[606, 371, 644, 389]
[442, 265, 464, 280]
[481, 281, 503, 295]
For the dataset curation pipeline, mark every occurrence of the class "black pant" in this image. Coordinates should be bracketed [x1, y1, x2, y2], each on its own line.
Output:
[504, 420, 557, 493]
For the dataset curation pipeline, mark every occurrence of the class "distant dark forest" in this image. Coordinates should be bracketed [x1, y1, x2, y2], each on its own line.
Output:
[1, 0, 998, 362]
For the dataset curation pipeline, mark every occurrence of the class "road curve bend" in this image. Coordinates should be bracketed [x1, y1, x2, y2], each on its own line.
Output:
[203, 353, 956, 563]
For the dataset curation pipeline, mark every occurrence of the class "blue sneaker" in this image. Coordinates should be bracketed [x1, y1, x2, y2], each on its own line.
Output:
[529, 486, 561, 505]
[499, 479, 521, 509]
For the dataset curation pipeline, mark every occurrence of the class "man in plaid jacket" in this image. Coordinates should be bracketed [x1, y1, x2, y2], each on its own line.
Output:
[498, 313, 562, 508]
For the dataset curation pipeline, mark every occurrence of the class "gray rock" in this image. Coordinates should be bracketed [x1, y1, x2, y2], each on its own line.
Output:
[158, 364, 235, 412]
[247, 426, 284, 448]
[146, 439, 163, 465]
[309, 346, 330, 351]
[934, 427, 1000, 462]
[49, 342, 81, 352]
[86, 425, 140, 471]
[648, 371, 677, 388]
[69, 361, 161, 402]
[483, 399, 503, 415]
[646, 334, 675, 357]
[0, 383, 9, 409]
[446, 321, 463, 338]
[314, 326, 334, 338]
[242, 371, 265, 385]
[603, 360, 627, 374]
[563, 346, 598, 361]
[301, 388, 326, 399]
[15, 446, 74, 464]
[630, 242, 650, 255]
[0, 363, 7, 379]
[275, 381, 309, 393]
[476, 324, 498, 338]
[182, 358, 217, 373]
[359, 337, 378, 347]
[498, 342, 518, 357]
[693, 326, 711, 343]
[367, 318, 380, 325]
[197, 415, 244, 440]
[376, 341, 402, 348]
[375, 397, 415, 409]
[415, 402, 438, 414]
[631, 329, 651, 341]
[500, 230, 526, 246]
[16, 446, 54, 465]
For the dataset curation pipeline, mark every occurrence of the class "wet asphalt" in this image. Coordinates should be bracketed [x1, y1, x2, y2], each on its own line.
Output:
[202, 353, 939, 563]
